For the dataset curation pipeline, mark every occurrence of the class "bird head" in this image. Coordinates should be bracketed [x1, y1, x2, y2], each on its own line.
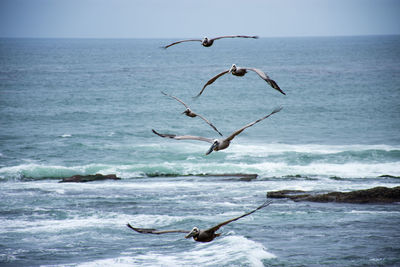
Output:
[202, 37, 208, 45]
[229, 64, 237, 73]
[206, 140, 219, 155]
[185, 227, 200, 239]
[182, 108, 191, 115]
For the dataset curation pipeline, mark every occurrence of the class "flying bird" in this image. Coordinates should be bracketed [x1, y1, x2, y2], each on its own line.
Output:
[161, 91, 223, 136]
[152, 106, 282, 155]
[196, 64, 286, 97]
[163, 35, 258, 49]
[127, 200, 272, 242]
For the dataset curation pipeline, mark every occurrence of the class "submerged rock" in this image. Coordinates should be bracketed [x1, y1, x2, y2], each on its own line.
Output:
[145, 173, 258, 181]
[204, 173, 258, 181]
[267, 186, 400, 204]
[59, 174, 121, 183]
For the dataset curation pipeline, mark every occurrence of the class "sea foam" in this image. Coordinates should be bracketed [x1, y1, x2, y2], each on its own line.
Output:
[75, 235, 275, 267]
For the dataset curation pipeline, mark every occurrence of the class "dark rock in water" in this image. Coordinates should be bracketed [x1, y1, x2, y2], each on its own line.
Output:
[379, 174, 400, 179]
[205, 173, 258, 181]
[267, 186, 400, 204]
[267, 190, 311, 199]
[145, 173, 258, 181]
[59, 174, 121, 183]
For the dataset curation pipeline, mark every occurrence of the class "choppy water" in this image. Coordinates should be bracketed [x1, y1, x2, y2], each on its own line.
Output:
[1, 36, 400, 266]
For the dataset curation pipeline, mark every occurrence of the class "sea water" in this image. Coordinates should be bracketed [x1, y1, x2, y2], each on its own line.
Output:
[1, 36, 400, 266]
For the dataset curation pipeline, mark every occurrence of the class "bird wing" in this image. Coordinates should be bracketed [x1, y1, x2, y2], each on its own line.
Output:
[225, 107, 283, 142]
[152, 129, 214, 143]
[163, 39, 202, 49]
[196, 70, 229, 97]
[127, 223, 189, 235]
[195, 113, 223, 136]
[161, 91, 189, 109]
[210, 35, 259, 41]
[245, 68, 286, 95]
[206, 200, 272, 233]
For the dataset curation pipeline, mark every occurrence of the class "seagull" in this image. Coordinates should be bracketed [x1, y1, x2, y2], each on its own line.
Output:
[196, 64, 286, 97]
[161, 91, 223, 136]
[127, 200, 272, 243]
[163, 35, 258, 49]
[152, 106, 282, 155]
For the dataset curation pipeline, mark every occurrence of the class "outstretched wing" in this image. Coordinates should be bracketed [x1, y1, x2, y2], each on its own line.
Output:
[245, 68, 286, 95]
[163, 39, 202, 49]
[196, 70, 229, 97]
[225, 107, 283, 142]
[127, 223, 189, 235]
[196, 114, 223, 136]
[161, 91, 189, 109]
[210, 35, 259, 41]
[206, 200, 272, 233]
[152, 129, 214, 143]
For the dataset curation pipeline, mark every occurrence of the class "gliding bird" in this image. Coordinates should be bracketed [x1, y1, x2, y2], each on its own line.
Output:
[152, 106, 282, 155]
[127, 200, 272, 242]
[163, 35, 258, 49]
[196, 64, 286, 97]
[161, 91, 223, 136]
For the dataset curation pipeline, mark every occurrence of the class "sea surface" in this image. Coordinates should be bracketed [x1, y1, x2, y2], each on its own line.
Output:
[1, 36, 400, 266]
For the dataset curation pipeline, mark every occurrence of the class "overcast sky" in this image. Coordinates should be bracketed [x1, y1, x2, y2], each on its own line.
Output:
[0, 0, 399, 38]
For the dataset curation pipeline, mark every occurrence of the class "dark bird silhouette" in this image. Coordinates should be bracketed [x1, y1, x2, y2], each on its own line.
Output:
[196, 64, 286, 97]
[152, 107, 282, 155]
[163, 35, 258, 49]
[161, 91, 223, 136]
[127, 200, 272, 242]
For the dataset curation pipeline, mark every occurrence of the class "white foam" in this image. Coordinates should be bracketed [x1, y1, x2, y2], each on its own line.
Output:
[1, 142, 399, 180]
[0, 212, 189, 235]
[230, 143, 400, 155]
[75, 235, 275, 267]
[255, 161, 400, 178]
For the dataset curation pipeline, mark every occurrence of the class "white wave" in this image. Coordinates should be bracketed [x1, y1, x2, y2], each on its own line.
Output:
[348, 210, 400, 215]
[0, 212, 133, 234]
[60, 134, 72, 138]
[147, 141, 400, 156]
[75, 236, 275, 267]
[1, 160, 400, 181]
[257, 161, 400, 178]
[226, 142, 400, 158]
[0, 163, 124, 180]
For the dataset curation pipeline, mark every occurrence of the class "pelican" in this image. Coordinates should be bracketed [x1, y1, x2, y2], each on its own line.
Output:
[196, 64, 286, 97]
[161, 91, 223, 136]
[163, 35, 258, 49]
[127, 200, 272, 242]
[152, 106, 282, 155]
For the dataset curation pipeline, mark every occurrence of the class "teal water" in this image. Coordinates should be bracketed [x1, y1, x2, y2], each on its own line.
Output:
[1, 36, 400, 266]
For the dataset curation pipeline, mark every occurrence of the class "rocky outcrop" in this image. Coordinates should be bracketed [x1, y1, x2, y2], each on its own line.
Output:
[59, 174, 121, 183]
[267, 186, 400, 204]
[205, 173, 258, 181]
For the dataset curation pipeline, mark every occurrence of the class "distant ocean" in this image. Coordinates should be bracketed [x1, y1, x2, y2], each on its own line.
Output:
[1, 36, 400, 266]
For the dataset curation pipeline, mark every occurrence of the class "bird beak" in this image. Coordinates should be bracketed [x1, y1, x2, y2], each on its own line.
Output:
[205, 142, 217, 155]
[185, 230, 196, 239]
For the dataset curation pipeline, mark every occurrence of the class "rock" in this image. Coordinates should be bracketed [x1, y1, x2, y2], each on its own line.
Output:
[145, 173, 258, 181]
[267, 190, 311, 199]
[59, 174, 121, 183]
[205, 173, 258, 181]
[379, 174, 400, 179]
[267, 186, 400, 204]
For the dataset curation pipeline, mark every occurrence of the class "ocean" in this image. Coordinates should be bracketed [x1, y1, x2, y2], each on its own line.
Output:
[0, 36, 399, 266]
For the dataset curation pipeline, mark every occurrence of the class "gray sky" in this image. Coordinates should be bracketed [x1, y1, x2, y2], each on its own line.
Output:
[0, 0, 399, 38]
